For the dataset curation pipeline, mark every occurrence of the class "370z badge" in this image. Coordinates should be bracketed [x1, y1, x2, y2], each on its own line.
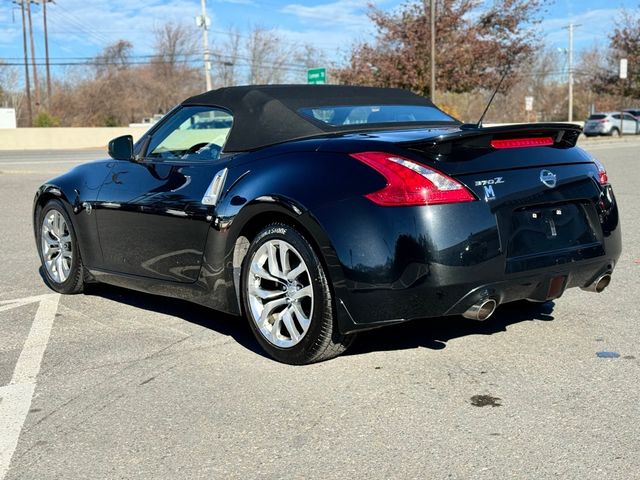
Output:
[475, 177, 504, 201]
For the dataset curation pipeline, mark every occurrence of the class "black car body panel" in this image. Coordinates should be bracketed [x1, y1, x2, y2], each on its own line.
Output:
[33, 85, 622, 336]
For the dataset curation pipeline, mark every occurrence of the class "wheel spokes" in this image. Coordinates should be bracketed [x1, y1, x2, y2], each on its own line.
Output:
[45, 245, 60, 260]
[292, 285, 312, 301]
[258, 297, 288, 329]
[249, 284, 285, 301]
[281, 308, 300, 343]
[43, 233, 58, 248]
[286, 263, 305, 282]
[247, 238, 314, 348]
[250, 261, 284, 285]
[41, 209, 73, 284]
[53, 211, 63, 237]
[278, 241, 290, 275]
[291, 302, 311, 330]
[266, 241, 281, 279]
[55, 254, 65, 282]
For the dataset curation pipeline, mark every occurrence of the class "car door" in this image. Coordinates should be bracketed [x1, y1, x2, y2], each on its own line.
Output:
[622, 113, 638, 134]
[94, 106, 233, 282]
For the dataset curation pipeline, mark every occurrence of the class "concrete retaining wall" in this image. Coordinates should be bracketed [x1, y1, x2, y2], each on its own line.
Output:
[0, 127, 151, 150]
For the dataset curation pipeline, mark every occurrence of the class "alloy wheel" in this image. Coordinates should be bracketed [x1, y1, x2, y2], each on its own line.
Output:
[247, 239, 314, 348]
[41, 209, 73, 283]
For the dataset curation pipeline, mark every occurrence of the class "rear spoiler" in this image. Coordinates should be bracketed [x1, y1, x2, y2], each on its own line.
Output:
[402, 123, 583, 158]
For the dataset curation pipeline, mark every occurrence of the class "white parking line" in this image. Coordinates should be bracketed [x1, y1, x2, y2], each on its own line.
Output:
[0, 160, 83, 166]
[0, 294, 60, 480]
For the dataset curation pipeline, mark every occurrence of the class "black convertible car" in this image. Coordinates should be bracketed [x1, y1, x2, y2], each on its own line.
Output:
[34, 85, 621, 364]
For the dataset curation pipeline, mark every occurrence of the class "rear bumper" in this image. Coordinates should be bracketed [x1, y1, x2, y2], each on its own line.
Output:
[313, 187, 621, 334]
[334, 254, 618, 334]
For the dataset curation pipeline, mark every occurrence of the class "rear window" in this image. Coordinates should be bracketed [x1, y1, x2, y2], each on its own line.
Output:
[588, 114, 607, 120]
[298, 105, 456, 126]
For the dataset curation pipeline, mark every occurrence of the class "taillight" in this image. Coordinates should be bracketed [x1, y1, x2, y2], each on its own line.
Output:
[350, 151, 476, 206]
[490, 137, 554, 149]
[593, 158, 608, 185]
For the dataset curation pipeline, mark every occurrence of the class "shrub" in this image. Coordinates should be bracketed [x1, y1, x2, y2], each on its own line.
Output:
[33, 111, 61, 127]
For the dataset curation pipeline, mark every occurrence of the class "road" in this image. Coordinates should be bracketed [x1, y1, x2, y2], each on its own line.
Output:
[1, 141, 639, 479]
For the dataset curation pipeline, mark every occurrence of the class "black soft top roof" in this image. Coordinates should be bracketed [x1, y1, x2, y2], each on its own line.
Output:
[182, 84, 443, 152]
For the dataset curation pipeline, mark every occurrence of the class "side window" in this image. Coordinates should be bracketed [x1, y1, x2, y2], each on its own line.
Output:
[145, 106, 233, 161]
[611, 114, 620, 120]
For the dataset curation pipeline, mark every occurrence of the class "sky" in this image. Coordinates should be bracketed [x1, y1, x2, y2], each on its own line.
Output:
[0, 0, 638, 77]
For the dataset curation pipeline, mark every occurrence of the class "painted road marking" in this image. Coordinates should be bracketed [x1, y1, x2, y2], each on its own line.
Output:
[0, 294, 60, 480]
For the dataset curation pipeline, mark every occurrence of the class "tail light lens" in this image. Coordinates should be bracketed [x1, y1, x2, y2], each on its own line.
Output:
[491, 137, 554, 149]
[593, 158, 608, 185]
[350, 151, 476, 206]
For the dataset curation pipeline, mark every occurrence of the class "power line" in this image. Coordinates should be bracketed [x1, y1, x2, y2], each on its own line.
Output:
[46, 5, 113, 46]
[0, 58, 312, 73]
[2, 58, 628, 78]
[1, 51, 313, 70]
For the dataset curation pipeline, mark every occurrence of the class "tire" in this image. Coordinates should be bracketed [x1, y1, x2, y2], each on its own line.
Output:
[37, 199, 84, 294]
[241, 223, 355, 364]
[609, 128, 620, 137]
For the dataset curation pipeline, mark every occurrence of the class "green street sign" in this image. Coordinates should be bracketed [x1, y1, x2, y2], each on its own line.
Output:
[307, 68, 326, 85]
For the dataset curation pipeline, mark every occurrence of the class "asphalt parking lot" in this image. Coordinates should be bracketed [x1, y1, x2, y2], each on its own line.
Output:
[1, 139, 639, 479]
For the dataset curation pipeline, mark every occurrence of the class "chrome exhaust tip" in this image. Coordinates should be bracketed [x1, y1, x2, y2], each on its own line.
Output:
[581, 273, 611, 293]
[463, 298, 498, 321]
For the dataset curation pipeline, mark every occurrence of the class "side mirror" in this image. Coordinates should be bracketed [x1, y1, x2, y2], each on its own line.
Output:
[108, 135, 134, 161]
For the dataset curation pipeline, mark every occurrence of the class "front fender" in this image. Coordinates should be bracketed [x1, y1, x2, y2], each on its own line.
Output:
[33, 160, 114, 269]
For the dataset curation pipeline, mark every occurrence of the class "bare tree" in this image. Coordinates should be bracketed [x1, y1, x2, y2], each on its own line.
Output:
[0, 61, 25, 123]
[293, 44, 327, 83]
[95, 40, 133, 77]
[211, 28, 242, 87]
[146, 22, 201, 113]
[246, 26, 293, 84]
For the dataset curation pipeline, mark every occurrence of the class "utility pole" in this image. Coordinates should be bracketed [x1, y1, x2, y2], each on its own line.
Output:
[41, 0, 52, 108]
[17, 0, 33, 126]
[430, 0, 436, 102]
[564, 23, 581, 122]
[196, 0, 212, 91]
[25, 0, 40, 111]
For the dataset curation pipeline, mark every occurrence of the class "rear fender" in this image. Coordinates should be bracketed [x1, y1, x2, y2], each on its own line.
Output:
[206, 174, 356, 332]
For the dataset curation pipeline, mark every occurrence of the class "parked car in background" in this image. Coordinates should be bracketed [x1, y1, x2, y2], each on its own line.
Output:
[624, 108, 640, 121]
[584, 112, 639, 137]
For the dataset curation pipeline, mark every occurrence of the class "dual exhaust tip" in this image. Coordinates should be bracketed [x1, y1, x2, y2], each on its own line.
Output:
[463, 298, 497, 321]
[463, 273, 612, 321]
[581, 273, 612, 293]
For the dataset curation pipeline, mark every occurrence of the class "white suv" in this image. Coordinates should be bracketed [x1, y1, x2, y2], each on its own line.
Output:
[584, 112, 639, 137]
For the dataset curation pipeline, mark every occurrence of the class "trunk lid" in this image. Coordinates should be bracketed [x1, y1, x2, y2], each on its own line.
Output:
[321, 122, 611, 274]
[395, 123, 607, 274]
